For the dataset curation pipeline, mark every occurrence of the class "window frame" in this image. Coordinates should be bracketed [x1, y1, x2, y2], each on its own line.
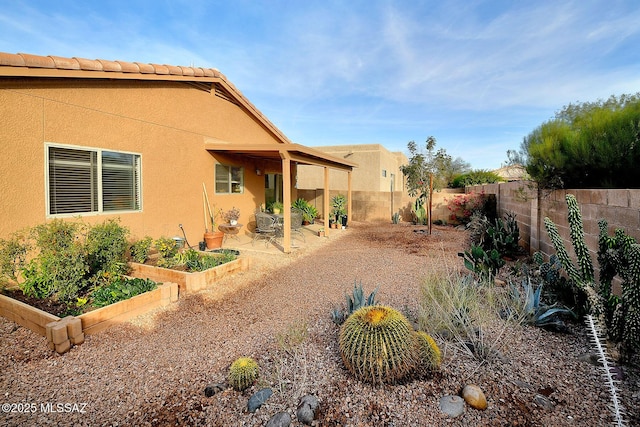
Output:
[215, 163, 244, 194]
[45, 143, 142, 217]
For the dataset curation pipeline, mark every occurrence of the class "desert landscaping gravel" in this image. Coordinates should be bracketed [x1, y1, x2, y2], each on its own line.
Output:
[1, 222, 639, 426]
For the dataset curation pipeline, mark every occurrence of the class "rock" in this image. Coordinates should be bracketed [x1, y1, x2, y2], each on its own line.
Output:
[494, 278, 506, 287]
[533, 393, 555, 410]
[247, 388, 273, 413]
[577, 352, 600, 366]
[204, 383, 226, 397]
[297, 394, 319, 425]
[462, 384, 487, 410]
[266, 412, 291, 427]
[439, 395, 464, 418]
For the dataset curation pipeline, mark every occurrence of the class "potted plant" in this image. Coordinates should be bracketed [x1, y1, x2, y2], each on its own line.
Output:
[270, 201, 284, 215]
[292, 198, 318, 224]
[223, 207, 241, 226]
[331, 194, 347, 228]
[203, 185, 224, 249]
[317, 227, 325, 237]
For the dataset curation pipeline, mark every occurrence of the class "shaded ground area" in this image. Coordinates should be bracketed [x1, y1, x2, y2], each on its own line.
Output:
[1, 222, 638, 426]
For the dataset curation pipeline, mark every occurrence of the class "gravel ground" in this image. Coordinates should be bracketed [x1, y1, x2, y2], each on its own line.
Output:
[1, 222, 639, 426]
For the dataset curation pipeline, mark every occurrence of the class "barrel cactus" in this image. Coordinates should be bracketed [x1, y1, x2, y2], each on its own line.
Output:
[228, 357, 259, 391]
[339, 305, 416, 384]
[413, 331, 441, 374]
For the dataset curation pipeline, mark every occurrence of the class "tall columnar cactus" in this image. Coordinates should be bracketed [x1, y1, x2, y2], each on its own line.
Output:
[339, 305, 416, 384]
[413, 331, 441, 375]
[228, 357, 259, 391]
[546, 194, 640, 354]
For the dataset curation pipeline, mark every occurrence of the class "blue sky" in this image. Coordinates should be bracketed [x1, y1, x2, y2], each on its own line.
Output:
[2, 1, 639, 170]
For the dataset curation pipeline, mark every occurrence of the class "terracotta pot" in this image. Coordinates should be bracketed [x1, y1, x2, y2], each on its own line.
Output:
[204, 231, 224, 249]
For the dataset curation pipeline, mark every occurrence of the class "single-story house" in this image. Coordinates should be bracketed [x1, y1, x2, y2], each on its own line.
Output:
[0, 52, 356, 252]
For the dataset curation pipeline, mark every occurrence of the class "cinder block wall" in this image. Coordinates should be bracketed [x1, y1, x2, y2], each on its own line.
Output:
[468, 182, 640, 276]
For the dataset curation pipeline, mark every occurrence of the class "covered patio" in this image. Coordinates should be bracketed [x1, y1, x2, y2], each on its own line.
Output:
[205, 141, 357, 253]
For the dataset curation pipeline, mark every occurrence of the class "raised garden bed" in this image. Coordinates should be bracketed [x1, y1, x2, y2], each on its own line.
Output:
[0, 282, 178, 354]
[129, 256, 250, 294]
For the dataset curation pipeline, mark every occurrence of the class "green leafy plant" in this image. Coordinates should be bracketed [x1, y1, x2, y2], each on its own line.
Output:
[228, 357, 259, 391]
[451, 170, 503, 188]
[292, 198, 318, 223]
[130, 237, 153, 263]
[91, 277, 157, 308]
[86, 219, 130, 283]
[154, 236, 179, 259]
[331, 194, 347, 223]
[487, 211, 521, 258]
[20, 219, 89, 302]
[0, 231, 29, 287]
[339, 305, 416, 384]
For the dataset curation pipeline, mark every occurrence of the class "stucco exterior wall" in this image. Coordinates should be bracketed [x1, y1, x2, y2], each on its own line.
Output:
[0, 79, 276, 244]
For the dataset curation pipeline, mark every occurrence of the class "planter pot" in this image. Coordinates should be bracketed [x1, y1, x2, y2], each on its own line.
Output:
[230, 219, 238, 226]
[272, 208, 281, 215]
[317, 231, 325, 237]
[332, 223, 338, 229]
[204, 231, 224, 249]
[341, 215, 348, 227]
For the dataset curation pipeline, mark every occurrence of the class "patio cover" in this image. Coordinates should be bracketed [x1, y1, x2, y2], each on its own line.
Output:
[205, 140, 357, 253]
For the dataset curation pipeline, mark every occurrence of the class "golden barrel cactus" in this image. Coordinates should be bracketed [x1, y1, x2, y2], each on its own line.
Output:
[413, 331, 441, 374]
[228, 357, 259, 391]
[339, 305, 415, 384]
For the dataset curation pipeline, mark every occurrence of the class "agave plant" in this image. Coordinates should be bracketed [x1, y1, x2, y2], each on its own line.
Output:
[331, 280, 379, 325]
[511, 278, 576, 331]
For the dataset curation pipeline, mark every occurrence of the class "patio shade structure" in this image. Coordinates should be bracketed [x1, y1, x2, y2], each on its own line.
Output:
[204, 141, 357, 253]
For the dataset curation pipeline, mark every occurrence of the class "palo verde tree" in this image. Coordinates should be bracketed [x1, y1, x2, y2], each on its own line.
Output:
[516, 93, 640, 189]
[400, 137, 469, 228]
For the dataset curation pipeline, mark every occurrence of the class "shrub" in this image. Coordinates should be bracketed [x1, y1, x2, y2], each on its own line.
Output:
[228, 357, 259, 391]
[130, 237, 153, 263]
[339, 305, 416, 384]
[86, 219, 130, 283]
[20, 219, 89, 302]
[0, 231, 29, 287]
[446, 191, 487, 224]
[451, 170, 503, 188]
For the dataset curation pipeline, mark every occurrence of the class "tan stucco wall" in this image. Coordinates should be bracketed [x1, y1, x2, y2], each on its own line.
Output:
[0, 79, 278, 244]
[297, 144, 407, 192]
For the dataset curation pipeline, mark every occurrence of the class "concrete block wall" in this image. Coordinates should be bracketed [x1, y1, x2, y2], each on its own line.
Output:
[468, 182, 640, 280]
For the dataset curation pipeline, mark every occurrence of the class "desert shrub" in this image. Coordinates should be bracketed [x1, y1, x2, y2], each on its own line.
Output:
[418, 271, 515, 361]
[20, 219, 89, 301]
[451, 170, 503, 188]
[86, 219, 130, 283]
[446, 191, 488, 224]
[129, 236, 153, 263]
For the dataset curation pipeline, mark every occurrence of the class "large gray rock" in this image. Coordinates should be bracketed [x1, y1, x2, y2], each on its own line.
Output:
[296, 395, 319, 425]
[266, 412, 291, 427]
[439, 395, 464, 418]
[247, 388, 273, 413]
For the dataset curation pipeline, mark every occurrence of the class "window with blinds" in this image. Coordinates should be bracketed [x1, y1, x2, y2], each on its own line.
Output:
[47, 145, 141, 215]
[215, 164, 243, 194]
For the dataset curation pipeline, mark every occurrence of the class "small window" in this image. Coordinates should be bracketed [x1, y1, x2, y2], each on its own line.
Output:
[47, 145, 141, 215]
[382, 169, 387, 177]
[215, 164, 244, 194]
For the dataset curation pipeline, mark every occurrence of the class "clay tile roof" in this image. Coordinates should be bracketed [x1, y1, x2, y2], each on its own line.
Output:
[165, 64, 182, 75]
[73, 57, 103, 71]
[116, 60, 140, 73]
[20, 53, 55, 68]
[179, 66, 195, 76]
[50, 56, 80, 70]
[134, 62, 155, 74]
[0, 52, 25, 66]
[96, 59, 121, 72]
[150, 63, 169, 75]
